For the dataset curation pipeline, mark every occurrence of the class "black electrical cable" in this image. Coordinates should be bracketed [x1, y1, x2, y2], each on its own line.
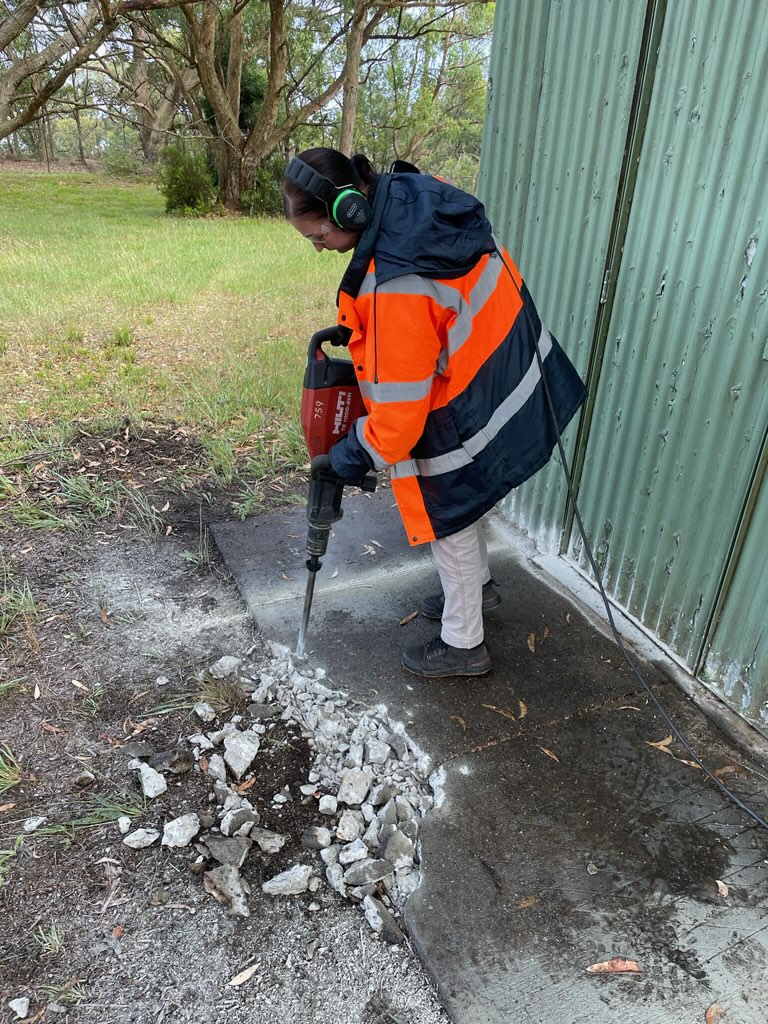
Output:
[496, 247, 768, 833]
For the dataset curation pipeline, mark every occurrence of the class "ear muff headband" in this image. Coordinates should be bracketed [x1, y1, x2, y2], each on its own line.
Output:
[285, 156, 370, 231]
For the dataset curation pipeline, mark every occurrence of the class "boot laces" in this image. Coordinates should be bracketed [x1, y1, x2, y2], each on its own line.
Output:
[425, 637, 448, 660]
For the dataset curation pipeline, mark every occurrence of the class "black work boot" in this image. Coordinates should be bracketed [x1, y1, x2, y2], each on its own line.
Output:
[419, 579, 502, 621]
[401, 636, 492, 678]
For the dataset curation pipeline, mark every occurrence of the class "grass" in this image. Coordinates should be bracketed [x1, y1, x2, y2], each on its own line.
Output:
[0, 561, 36, 639]
[34, 793, 145, 842]
[0, 676, 24, 697]
[0, 171, 340, 493]
[0, 834, 24, 887]
[35, 922, 66, 954]
[0, 743, 22, 793]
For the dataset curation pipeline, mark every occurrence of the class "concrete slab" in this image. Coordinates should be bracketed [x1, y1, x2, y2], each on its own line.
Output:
[211, 486, 768, 1024]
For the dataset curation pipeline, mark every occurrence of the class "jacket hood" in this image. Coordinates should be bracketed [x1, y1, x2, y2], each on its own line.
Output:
[338, 172, 496, 300]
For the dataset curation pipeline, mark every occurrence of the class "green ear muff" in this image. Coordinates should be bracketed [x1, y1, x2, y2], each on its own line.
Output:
[330, 187, 370, 230]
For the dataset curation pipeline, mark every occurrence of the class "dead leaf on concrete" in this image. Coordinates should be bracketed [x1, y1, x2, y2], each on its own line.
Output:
[585, 957, 640, 974]
[481, 703, 517, 722]
[705, 1005, 726, 1024]
[716, 880, 729, 898]
[229, 963, 259, 986]
[646, 735, 701, 770]
[450, 715, 468, 733]
[399, 610, 419, 626]
[527, 631, 536, 654]
[516, 895, 538, 908]
[538, 746, 560, 763]
[518, 699, 528, 719]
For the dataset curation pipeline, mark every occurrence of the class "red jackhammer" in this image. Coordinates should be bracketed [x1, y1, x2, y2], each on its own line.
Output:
[296, 327, 375, 656]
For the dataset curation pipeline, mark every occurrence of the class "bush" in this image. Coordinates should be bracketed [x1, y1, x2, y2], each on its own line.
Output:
[158, 144, 217, 216]
[241, 154, 285, 217]
[102, 144, 143, 178]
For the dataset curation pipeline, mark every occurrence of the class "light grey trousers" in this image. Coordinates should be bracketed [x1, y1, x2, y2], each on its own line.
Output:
[430, 518, 491, 648]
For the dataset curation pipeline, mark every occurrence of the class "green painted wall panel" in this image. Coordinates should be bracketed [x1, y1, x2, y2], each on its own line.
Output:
[478, 0, 648, 550]
[569, 1, 768, 675]
[704, 445, 768, 735]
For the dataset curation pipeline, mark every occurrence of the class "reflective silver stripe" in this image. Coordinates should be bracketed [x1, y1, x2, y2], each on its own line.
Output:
[413, 328, 554, 479]
[359, 375, 434, 404]
[391, 459, 418, 479]
[355, 416, 390, 470]
[446, 255, 503, 357]
[358, 272, 459, 303]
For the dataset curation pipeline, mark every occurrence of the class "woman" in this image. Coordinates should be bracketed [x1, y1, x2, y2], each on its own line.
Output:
[284, 148, 585, 678]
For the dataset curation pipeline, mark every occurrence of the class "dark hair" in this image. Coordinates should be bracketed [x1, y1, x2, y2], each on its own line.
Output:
[283, 147, 376, 219]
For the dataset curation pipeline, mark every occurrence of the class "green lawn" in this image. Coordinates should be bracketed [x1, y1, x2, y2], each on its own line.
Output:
[0, 170, 343, 476]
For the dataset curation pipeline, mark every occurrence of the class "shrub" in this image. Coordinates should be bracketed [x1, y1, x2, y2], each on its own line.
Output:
[103, 145, 143, 178]
[241, 154, 285, 217]
[158, 144, 217, 216]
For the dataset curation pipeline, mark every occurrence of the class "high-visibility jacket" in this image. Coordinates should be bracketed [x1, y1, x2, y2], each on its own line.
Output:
[328, 171, 586, 546]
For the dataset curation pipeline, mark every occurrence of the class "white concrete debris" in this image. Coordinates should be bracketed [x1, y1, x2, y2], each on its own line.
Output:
[262, 863, 313, 896]
[161, 812, 201, 848]
[136, 762, 167, 799]
[8, 998, 30, 1020]
[123, 828, 160, 849]
[223, 730, 261, 779]
[122, 640, 437, 941]
[23, 815, 48, 833]
[117, 816, 132, 834]
[209, 655, 242, 678]
[193, 700, 217, 723]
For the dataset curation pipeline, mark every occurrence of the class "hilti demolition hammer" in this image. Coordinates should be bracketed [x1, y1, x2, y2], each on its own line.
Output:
[296, 327, 376, 656]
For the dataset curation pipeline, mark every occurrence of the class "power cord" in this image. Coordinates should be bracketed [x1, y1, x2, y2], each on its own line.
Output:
[496, 247, 768, 832]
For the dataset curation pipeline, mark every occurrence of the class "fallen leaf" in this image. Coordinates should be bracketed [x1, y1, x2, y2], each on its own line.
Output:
[713, 765, 739, 779]
[716, 880, 729, 898]
[161, 501, 170, 512]
[481, 703, 517, 722]
[234, 778, 256, 794]
[566, 612, 572, 624]
[618, 705, 642, 711]
[399, 610, 419, 626]
[199, 755, 209, 773]
[518, 699, 528, 719]
[112, 925, 125, 939]
[450, 715, 468, 733]
[41, 721, 62, 734]
[585, 957, 640, 974]
[0, 802, 16, 812]
[71, 678, 89, 692]
[527, 631, 536, 654]
[229, 963, 259, 986]
[705, 1006, 726, 1024]
[165, 525, 172, 536]
[538, 746, 560, 763]
[33, 683, 41, 700]
[100, 606, 110, 625]
[361, 543, 377, 556]
[646, 734, 674, 752]
[330, 567, 339, 578]
[370, 539, 382, 547]
[516, 895, 538, 908]
[543, 626, 550, 639]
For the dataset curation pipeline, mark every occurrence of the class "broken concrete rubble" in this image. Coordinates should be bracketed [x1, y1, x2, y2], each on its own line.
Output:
[118, 641, 437, 941]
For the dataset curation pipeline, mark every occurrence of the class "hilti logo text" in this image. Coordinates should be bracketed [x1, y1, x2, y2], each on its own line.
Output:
[333, 391, 352, 435]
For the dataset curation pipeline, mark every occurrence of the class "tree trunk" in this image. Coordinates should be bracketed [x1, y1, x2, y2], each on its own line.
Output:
[338, 0, 367, 156]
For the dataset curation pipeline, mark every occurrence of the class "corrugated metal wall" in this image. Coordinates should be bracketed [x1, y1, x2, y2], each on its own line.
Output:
[480, 0, 768, 737]
[478, 0, 649, 550]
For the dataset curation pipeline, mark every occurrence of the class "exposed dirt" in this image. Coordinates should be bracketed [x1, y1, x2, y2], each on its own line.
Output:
[0, 423, 449, 1024]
